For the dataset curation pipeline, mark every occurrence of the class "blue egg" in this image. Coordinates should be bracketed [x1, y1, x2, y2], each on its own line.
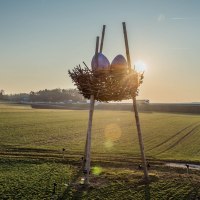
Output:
[91, 53, 110, 71]
[111, 55, 127, 70]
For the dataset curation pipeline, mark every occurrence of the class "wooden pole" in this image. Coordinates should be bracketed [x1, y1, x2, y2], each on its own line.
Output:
[122, 22, 149, 182]
[95, 36, 99, 57]
[100, 25, 106, 53]
[84, 95, 95, 184]
[84, 36, 99, 185]
[122, 22, 131, 72]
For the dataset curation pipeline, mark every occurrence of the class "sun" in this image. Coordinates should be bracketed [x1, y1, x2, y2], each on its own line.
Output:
[134, 60, 147, 73]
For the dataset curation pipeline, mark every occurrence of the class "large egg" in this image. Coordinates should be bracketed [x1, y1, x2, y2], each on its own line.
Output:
[111, 55, 127, 70]
[91, 53, 110, 71]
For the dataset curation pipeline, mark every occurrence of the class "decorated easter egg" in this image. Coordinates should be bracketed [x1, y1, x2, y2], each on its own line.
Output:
[111, 55, 127, 70]
[91, 53, 110, 71]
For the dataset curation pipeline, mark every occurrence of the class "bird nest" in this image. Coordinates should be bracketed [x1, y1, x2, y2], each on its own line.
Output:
[68, 66, 143, 102]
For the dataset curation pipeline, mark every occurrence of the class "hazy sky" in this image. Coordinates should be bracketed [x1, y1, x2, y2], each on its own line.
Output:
[0, 0, 200, 103]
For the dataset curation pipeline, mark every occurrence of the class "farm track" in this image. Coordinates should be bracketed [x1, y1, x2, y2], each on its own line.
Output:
[2, 147, 200, 171]
[157, 123, 200, 155]
[0, 147, 162, 169]
[148, 122, 199, 151]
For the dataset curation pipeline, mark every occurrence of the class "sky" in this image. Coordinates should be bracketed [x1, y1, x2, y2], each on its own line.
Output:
[0, 0, 200, 103]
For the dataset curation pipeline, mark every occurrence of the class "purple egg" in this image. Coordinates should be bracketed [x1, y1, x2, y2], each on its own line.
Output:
[111, 55, 127, 70]
[91, 53, 110, 71]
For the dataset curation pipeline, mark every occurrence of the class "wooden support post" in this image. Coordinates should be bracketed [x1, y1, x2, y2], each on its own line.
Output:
[84, 94, 95, 184]
[132, 97, 149, 181]
[84, 36, 99, 185]
[100, 25, 106, 53]
[122, 22, 149, 182]
[95, 36, 99, 58]
[122, 22, 131, 73]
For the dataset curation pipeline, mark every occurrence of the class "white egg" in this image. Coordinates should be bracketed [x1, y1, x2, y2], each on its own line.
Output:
[91, 53, 110, 71]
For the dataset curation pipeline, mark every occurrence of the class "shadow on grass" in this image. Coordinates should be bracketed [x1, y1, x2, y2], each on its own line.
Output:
[186, 177, 200, 199]
[144, 184, 151, 200]
[58, 168, 84, 200]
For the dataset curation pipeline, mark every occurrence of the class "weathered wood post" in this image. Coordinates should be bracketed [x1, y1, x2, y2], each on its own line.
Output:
[84, 36, 99, 185]
[122, 22, 149, 182]
[84, 25, 106, 184]
[84, 95, 95, 184]
[100, 25, 106, 53]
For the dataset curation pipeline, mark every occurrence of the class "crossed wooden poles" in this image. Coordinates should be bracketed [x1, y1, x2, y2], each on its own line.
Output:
[81, 22, 149, 184]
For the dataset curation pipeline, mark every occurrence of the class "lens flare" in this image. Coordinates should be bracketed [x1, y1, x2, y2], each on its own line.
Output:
[104, 123, 122, 142]
[104, 140, 114, 149]
[92, 166, 103, 175]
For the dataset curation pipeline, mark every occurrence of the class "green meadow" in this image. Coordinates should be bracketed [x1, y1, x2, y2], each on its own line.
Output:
[0, 103, 200, 199]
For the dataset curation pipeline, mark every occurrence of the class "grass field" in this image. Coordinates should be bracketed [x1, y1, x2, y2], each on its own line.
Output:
[0, 103, 200, 199]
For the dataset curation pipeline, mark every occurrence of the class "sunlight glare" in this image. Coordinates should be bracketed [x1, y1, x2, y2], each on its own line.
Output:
[134, 60, 147, 73]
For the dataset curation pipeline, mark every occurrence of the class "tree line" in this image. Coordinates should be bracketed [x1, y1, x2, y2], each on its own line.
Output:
[0, 89, 85, 103]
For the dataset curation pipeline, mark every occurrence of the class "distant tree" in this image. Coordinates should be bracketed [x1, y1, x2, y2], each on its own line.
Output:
[29, 88, 84, 102]
[8, 93, 29, 102]
[0, 90, 4, 100]
[2, 88, 84, 102]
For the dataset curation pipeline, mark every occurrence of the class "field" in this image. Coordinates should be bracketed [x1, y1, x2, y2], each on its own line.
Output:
[0, 103, 200, 199]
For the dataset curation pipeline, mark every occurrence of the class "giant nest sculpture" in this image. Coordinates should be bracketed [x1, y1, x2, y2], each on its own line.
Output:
[68, 22, 149, 184]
